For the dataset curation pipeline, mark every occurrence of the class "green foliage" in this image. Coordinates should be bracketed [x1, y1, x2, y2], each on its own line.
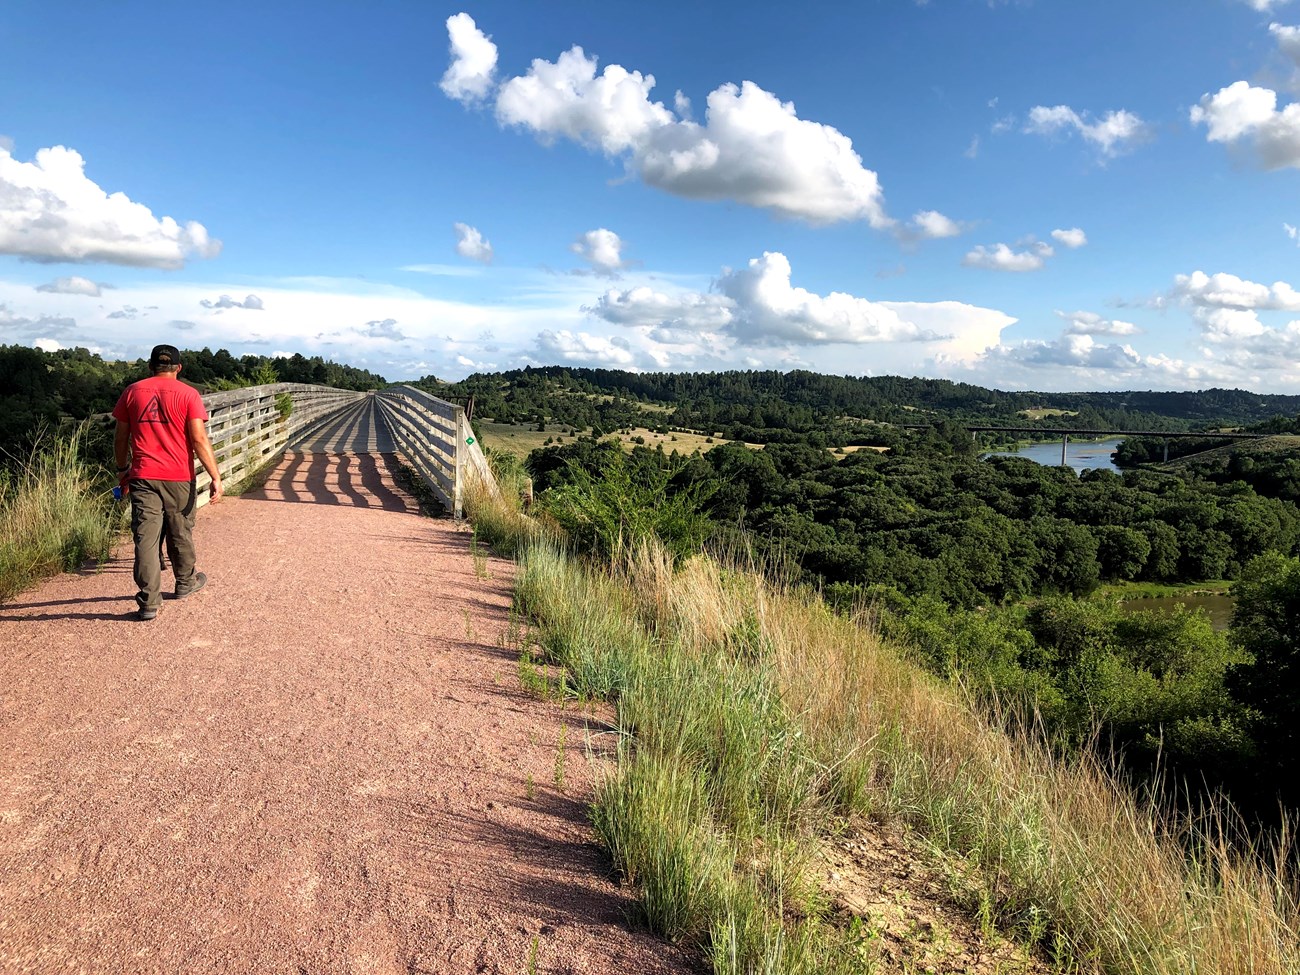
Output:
[535, 447, 715, 561]
[1227, 553, 1300, 806]
[0, 430, 123, 601]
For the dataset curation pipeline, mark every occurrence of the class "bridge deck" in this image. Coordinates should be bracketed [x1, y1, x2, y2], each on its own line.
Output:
[0, 455, 687, 973]
[295, 396, 397, 453]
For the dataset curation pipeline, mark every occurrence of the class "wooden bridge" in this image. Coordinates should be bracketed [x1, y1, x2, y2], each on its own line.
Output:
[197, 383, 497, 516]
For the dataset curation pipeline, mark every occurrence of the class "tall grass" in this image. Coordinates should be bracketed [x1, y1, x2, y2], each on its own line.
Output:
[0, 432, 123, 602]
[474, 466, 1300, 973]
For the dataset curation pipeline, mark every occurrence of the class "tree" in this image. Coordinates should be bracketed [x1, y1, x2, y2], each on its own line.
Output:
[1226, 553, 1300, 805]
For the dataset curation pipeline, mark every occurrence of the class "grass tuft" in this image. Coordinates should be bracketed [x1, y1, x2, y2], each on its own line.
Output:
[0, 430, 123, 602]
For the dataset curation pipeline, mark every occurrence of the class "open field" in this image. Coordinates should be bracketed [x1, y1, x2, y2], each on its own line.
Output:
[1018, 408, 1080, 420]
[474, 420, 754, 461]
[1161, 433, 1300, 469]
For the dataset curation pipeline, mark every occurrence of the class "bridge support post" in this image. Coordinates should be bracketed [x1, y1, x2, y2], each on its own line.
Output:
[1163, 440, 1169, 463]
[453, 408, 467, 521]
[1061, 435, 1069, 467]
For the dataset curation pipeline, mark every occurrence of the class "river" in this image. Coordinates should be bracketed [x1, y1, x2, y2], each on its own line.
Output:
[983, 437, 1125, 474]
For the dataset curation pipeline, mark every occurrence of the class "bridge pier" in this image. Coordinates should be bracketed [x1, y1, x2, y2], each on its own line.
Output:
[1163, 440, 1169, 463]
[1061, 435, 1069, 466]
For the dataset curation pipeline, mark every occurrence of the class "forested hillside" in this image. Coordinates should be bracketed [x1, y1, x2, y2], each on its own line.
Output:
[426, 366, 1300, 448]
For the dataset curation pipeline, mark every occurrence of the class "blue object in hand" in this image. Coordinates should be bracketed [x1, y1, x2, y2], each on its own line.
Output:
[112, 486, 123, 501]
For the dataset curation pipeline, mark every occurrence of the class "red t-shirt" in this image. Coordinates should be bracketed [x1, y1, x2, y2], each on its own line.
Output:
[112, 377, 210, 481]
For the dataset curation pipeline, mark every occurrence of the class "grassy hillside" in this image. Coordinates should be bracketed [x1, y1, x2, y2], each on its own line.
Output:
[466, 471, 1300, 975]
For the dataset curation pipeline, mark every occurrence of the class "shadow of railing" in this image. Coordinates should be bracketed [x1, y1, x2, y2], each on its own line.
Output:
[242, 452, 418, 514]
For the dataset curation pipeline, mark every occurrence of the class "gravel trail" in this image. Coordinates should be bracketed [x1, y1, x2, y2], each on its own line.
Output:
[0, 452, 693, 975]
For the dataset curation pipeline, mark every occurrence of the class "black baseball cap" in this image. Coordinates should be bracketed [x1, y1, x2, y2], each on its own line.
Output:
[149, 344, 182, 368]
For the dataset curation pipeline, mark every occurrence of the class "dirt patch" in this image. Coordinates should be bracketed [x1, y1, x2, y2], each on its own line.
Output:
[820, 819, 1052, 974]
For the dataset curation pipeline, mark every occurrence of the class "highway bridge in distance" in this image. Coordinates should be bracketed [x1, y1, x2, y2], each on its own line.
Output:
[900, 424, 1265, 465]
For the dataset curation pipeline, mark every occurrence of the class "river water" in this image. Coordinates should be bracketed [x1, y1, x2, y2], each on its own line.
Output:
[1117, 592, 1235, 630]
[983, 437, 1125, 474]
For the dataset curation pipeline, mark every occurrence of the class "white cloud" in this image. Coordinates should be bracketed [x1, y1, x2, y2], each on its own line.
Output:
[200, 293, 263, 310]
[1287, 222, 1299, 243]
[898, 209, 967, 242]
[475, 22, 891, 225]
[0, 145, 221, 268]
[1059, 309, 1139, 336]
[440, 12, 497, 104]
[716, 252, 927, 344]
[571, 228, 626, 274]
[1171, 269, 1300, 310]
[965, 135, 980, 159]
[985, 332, 1143, 370]
[0, 135, 13, 153]
[589, 251, 1012, 361]
[399, 263, 484, 277]
[536, 329, 638, 367]
[962, 240, 1054, 272]
[1248, 0, 1292, 11]
[453, 222, 494, 263]
[588, 285, 733, 331]
[35, 275, 108, 296]
[1025, 105, 1149, 156]
[1271, 22, 1300, 65]
[1190, 81, 1300, 168]
[358, 318, 407, 340]
[1051, 227, 1087, 248]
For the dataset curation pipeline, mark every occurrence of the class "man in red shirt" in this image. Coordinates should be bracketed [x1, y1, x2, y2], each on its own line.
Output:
[113, 345, 223, 621]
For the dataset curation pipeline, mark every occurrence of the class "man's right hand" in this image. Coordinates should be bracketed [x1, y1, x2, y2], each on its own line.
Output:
[210, 477, 224, 503]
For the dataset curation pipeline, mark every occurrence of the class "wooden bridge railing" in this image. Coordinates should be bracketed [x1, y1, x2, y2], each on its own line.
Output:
[374, 385, 497, 518]
[195, 383, 365, 508]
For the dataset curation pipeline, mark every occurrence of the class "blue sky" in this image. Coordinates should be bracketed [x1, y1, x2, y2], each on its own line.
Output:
[3, 0, 1300, 391]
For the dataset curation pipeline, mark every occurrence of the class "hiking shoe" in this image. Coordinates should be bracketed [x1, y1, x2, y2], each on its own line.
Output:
[175, 572, 208, 599]
[137, 606, 159, 621]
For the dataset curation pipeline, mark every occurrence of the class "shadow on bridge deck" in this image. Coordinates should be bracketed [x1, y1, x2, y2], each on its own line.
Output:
[243, 451, 420, 514]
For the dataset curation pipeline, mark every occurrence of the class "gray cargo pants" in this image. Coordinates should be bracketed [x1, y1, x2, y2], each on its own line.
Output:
[129, 478, 199, 612]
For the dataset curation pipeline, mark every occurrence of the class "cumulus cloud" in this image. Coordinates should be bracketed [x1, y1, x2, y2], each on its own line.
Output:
[359, 318, 407, 340]
[1025, 105, 1149, 156]
[108, 305, 139, 320]
[1059, 310, 1139, 336]
[1271, 22, 1300, 65]
[1171, 269, 1300, 310]
[454, 222, 493, 263]
[962, 240, 1054, 272]
[1191, 81, 1300, 169]
[588, 285, 733, 331]
[1247, 0, 1292, 11]
[588, 252, 1017, 364]
[200, 293, 264, 310]
[1051, 227, 1088, 248]
[0, 144, 221, 268]
[716, 252, 929, 344]
[440, 13, 497, 104]
[36, 275, 108, 296]
[464, 19, 891, 225]
[897, 209, 968, 243]
[536, 329, 638, 367]
[571, 228, 626, 274]
[985, 332, 1143, 370]
[0, 303, 79, 346]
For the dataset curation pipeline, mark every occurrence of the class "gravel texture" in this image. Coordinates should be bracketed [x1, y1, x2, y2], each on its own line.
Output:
[0, 452, 694, 975]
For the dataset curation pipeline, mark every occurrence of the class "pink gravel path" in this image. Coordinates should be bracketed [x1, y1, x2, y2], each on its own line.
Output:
[0, 453, 695, 975]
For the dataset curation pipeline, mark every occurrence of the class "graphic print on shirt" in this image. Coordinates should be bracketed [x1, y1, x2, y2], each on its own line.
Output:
[139, 393, 166, 424]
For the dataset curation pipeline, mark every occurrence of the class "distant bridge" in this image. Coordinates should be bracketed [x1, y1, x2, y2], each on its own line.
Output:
[900, 424, 1265, 465]
[195, 383, 497, 516]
